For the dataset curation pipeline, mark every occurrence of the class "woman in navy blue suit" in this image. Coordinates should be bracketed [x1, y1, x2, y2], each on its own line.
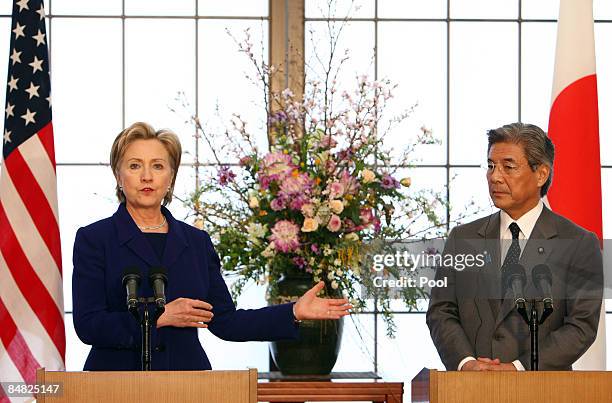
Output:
[72, 122, 351, 370]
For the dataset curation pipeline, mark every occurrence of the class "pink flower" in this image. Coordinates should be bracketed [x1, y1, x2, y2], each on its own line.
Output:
[327, 214, 342, 232]
[270, 197, 287, 211]
[381, 174, 400, 189]
[280, 173, 313, 195]
[360, 208, 374, 225]
[261, 152, 295, 178]
[239, 156, 253, 166]
[217, 166, 236, 186]
[269, 220, 300, 253]
[327, 182, 345, 199]
[339, 170, 359, 195]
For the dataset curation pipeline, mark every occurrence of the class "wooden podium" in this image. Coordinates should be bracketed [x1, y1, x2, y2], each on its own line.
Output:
[36, 368, 257, 403]
[411, 368, 612, 403]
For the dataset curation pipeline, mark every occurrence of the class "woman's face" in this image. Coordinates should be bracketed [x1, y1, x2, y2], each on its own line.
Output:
[116, 139, 173, 211]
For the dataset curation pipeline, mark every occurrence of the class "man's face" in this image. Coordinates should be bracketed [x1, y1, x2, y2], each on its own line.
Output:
[486, 142, 549, 219]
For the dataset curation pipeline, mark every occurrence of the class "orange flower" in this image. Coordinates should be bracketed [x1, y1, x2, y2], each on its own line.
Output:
[291, 169, 299, 178]
[259, 210, 268, 216]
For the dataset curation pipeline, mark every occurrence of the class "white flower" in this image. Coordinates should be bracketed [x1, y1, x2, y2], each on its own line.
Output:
[248, 196, 260, 209]
[323, 246, 333, 256]
[334, 258, 342, 266]
[335, 268, 343, 276]
[261, 243, 276, 258]
[247, 222, 267, 239]
[344, 233, 359, 242]
[331, 280, 339, 290]
[327, 271, 335, 280]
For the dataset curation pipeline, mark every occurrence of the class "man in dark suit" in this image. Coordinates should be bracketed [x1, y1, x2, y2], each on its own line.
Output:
[426, 122, 603, 371]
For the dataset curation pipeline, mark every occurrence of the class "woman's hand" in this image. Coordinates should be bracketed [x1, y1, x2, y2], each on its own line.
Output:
[293, 281, 352, 320]
[156, 297, 214, 329]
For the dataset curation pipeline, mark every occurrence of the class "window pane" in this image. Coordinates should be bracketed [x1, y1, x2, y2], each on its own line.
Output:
[125, 19, 196, 163]
[51, 0, 122, 15]
[521, 22, 556, 131]
[51, 18, 122, 163]
[0, 17, 10, 114]
[197, 20, 269, 163]
[595, 0, 612, 20]
[198, 0, 268, 17]
[125, 0, 195, 16]
[334, 314, 375, 371]
[521, 0, 559, 20]
[306, 0, 374, 19]
[378, 0, 447, 19]
[377, 313, 444, 403]
[64, 313, 91, 371]
[0, 3, 11, 15]
[57, 166, 119, 312]
[596, 24, 612, 165]
[378, 22, 447, 164]
[449, 167, 495, 225]
[449, 22, 518, 165]
[451, 0, 518, 19]
[603, 168, 611, 239]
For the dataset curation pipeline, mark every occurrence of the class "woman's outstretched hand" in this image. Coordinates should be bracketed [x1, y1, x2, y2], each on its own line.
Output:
[293, 281, 352, 320]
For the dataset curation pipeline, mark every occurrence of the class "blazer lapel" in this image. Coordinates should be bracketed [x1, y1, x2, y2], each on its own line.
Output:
[113, 203, 159, 268]
[160, 205, 188, 269]
[495, 205, 558, 329]
[476, 212, 501, 322]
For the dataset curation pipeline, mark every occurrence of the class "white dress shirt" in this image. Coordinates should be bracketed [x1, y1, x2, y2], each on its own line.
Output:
[458, 200, 544, 371]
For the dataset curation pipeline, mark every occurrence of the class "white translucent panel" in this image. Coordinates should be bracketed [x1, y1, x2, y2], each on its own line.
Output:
[603, 168, 612, 239]
[125, 0, 195, 16]
[57, 166, 119, 312]
[596, 24, 612, 165]
[168, 164, 198, 222]
[197, 20, 269, 163]
[198, 331, 269, 370]
[378, 22, 447, 165]
[51, 18, 122, 163]
[305, 20, 375, 84]
[378, 0, 447, 19]
[607, 313, 612, 366]
[521, 22, 556, 131]
[124, 19, 196, 163]
[306, 0, 375, 19]
[334, 314, 375, 371]
[450, 0, 518, 19]
[595, 0, 612, 20]
[0, 18, 10, 114]
[51, 0, 122, 15]
[377, 313, 444, 403]
[521, 0, 559, 20]
[64, 313, 91, 371]
[449, 167, 497, 224]
[0, 3, 11, 15]
[198, 0, 268, 17]
[449, 22, 518, 165]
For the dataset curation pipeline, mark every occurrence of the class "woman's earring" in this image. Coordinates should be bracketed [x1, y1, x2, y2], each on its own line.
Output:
[119, 185, 123, 192]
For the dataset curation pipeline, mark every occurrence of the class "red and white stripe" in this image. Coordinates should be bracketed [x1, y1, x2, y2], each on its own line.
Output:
[0, 123, 65, 399]
[546, 0, 605, 370]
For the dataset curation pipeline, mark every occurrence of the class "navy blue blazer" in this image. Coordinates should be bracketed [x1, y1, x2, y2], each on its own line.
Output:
[72, 203, 299, 370]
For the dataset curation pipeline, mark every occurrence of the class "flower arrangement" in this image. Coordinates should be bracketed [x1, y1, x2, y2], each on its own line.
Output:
[178, 16, 471, 334]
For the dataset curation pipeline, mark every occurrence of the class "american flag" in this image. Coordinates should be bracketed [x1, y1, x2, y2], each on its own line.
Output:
[0, 0, 65, 399]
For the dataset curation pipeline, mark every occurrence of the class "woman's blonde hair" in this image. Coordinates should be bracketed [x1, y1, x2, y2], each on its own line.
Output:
[110, 122, 182, 206]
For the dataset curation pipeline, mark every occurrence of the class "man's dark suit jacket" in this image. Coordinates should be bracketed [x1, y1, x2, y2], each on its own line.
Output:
[72, 203, 298, 370]
[426, 205, 603, 371]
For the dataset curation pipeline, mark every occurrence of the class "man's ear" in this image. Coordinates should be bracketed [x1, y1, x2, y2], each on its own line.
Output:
[536, 164, 550, 188]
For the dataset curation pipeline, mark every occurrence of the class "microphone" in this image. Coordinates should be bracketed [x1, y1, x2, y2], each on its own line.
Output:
[503, 263, 528, 312]
[122, 267, 141, 314]
[149, 266, 168, 313]
[532, 264, 554, 323]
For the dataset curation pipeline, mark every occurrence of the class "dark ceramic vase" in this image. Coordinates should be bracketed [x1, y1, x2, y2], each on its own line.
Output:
[269, 270, 344, 375]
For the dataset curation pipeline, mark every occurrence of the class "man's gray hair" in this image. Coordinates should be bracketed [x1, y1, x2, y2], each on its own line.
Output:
[487, 122, 555, 197]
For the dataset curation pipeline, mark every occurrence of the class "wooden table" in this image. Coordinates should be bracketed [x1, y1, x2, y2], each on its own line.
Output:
[257, 372, 403, 403]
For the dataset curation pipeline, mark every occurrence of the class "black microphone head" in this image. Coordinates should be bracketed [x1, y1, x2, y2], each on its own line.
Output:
[532, 264, 552, 288]
[149, 266, 168, 286]
[122, 267, 141, 286]
[503, 263, 527, 288]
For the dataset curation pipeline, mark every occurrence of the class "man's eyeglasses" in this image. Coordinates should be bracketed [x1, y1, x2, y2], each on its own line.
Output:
[483, 161, 535, 177]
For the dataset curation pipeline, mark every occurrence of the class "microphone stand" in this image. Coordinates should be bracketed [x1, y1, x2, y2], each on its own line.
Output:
[517, 299, 553, 371]
[133, 297, 165, 371]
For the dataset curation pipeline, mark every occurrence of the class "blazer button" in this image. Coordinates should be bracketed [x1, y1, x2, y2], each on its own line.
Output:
[494, 333, 504, 341]
[154, 345, 166, 352]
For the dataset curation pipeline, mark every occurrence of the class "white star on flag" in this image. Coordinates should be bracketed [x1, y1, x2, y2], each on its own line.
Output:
[20, 108, 37, 125]
[16, 0, 30, 12]
[5, 103, 15, 117]
[46, 95, 52, 107]
[29, 56, 43, 73]
[32, 29, 46, 47]
[10, 48, 22, 65]
[25, 82, 40, 99]
[36, 4, 45, 20]
[3, 129, 11, 144]
[8, 75, 19, 92]
[12, 22, 26, 39]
